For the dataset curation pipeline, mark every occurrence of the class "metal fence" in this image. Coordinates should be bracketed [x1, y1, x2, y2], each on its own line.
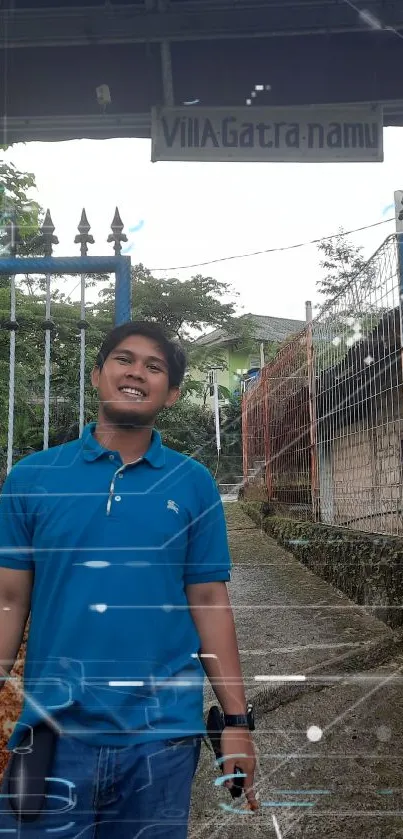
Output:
[242, 233, 403, 537]
[0, 207, 131, 479]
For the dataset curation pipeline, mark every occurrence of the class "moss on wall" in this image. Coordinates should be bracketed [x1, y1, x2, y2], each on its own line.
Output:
[241, 502, 403, 629]
[239, 483, 268, 502]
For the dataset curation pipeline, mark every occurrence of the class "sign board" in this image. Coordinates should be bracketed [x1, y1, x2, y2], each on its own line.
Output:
[151, 105, 383, 163]
[394, 190, 403, 233]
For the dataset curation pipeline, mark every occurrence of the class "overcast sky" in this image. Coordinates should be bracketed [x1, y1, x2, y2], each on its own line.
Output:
[4, 128, 402, 324]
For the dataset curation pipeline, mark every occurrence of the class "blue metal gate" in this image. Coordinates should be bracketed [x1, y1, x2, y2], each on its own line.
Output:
[0, 207, 132, 474]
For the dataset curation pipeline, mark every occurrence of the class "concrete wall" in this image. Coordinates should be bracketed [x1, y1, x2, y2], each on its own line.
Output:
[324, 393, 403, 536]
[332, 426, 376, 528]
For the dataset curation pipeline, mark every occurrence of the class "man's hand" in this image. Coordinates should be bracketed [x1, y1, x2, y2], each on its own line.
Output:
[220, 727, 258, 810]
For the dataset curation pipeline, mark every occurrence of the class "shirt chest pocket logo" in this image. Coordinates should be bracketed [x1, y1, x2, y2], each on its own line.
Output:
[107, 494, 189, 551]
[167, 499, 179, 514]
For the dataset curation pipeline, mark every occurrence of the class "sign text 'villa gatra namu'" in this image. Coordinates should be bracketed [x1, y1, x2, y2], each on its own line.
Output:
[151, 106, 383, 163]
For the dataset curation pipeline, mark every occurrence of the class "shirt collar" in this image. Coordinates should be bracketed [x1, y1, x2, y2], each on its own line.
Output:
[81, 422, 166, 468]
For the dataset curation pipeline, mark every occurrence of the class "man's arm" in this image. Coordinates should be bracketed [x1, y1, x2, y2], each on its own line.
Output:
[0, 467, 34, 691]
[0, 568, 33, 689]
[185, 580, 246, 714]
[186, 580, 258, 809]
[184, 468, 257, 807]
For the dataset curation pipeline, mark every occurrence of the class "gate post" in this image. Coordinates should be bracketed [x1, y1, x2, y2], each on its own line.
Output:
[394, 192, 403, 389]
[306, 301, 319, 522]
[262, 367, 272, 500]
[75, 209, 94, 436]
[115, 258, 132, 325]
[241, 390, 248, 485]
[36, 210, 59, 450]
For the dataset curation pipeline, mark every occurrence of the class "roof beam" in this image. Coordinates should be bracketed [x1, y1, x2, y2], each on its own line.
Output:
[1, 100, 402, 144]
[1, 1, 402, 49]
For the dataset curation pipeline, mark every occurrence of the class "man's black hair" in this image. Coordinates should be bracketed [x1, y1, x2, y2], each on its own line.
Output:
[94, 321, 187, 388]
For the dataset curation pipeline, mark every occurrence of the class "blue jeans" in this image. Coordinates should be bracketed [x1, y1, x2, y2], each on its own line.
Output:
[0, 733, 202, 837]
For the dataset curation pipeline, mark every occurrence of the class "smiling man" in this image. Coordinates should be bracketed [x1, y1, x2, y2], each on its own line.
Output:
[0, 321, 256, 837]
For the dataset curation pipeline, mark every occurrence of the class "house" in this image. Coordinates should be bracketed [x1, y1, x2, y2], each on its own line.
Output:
[190, 313, 305, 403]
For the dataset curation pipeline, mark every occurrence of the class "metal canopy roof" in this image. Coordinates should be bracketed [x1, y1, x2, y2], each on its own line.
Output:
[1, 1, 403, 144]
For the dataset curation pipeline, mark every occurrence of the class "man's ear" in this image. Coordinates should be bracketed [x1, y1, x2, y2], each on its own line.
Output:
[164, 387, 181, 409]
[91, 367, 100, 389]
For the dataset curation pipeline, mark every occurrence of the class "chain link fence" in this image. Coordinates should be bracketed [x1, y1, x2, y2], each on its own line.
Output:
[242, 233, 403, 536]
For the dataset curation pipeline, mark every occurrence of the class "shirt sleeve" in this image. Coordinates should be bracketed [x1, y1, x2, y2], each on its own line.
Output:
[184, 466, 232, 586]
[0, 467, 34, 571]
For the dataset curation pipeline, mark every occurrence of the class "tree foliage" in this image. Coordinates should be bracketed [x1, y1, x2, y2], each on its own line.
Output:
[0, 270, 244, 477]
[316, 229, 375, 314]
[315, 229, 381, 373]
[0, 161, 43, 262]
[101, 264, 238, 338]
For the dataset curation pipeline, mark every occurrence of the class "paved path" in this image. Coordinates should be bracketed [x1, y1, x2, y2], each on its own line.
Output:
[191, 504, 403, 838]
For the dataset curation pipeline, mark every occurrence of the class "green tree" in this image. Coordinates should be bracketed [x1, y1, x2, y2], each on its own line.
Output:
[98, 262, 242, 339]
[216, 393, 243, 483]
[316, 229, 375, 314]
[315, 229, 382, 372]
[0, 160, 43, 263]
[0, 259, 248, 473]
[317, 230, 366, 302]
[159, 392, 243, 484]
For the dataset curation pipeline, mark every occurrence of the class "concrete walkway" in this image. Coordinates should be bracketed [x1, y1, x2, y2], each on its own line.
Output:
[190, 504, 403, 839]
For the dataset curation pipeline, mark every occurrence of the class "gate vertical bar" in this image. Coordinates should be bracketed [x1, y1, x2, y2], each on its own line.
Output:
[5, 221, 19, 474]
[75, 210, 94, 437]
[306, 301, 319, 522]
[38, 211, 58, 450]
[262, 368, 272, 500]
[241, 389, 248, 485]
[212, 369, 221, 455]
[108, 208, 131, 325]
[79, 266, 86, 437]
[43, 276, 52, 450]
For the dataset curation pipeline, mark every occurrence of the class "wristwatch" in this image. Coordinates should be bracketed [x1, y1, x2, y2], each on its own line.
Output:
[223, 703, 255, 731]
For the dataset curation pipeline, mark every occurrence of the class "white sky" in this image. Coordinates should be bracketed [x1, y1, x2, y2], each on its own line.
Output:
[4, 128, 402, 323]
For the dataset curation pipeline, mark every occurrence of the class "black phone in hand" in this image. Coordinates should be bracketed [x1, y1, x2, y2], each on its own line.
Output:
[206, 705, 245, 799]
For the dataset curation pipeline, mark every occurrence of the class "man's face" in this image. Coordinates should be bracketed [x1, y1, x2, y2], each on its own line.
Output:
[91, 334, 180, 428]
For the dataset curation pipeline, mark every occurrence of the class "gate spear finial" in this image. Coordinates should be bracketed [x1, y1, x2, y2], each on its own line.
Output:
[37, 209, 59, 256]
[74, 208, 95, 256]
[107, 207, 128, 256]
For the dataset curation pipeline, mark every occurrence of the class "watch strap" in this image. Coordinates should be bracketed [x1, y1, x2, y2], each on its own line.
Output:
[223, 713, 249, 728]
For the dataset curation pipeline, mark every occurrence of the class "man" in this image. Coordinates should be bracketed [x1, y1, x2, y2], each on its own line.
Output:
[0, 321, 256, 837]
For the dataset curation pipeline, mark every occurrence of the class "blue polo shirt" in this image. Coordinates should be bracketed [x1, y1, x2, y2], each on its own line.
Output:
[0, 423, 231, 750]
